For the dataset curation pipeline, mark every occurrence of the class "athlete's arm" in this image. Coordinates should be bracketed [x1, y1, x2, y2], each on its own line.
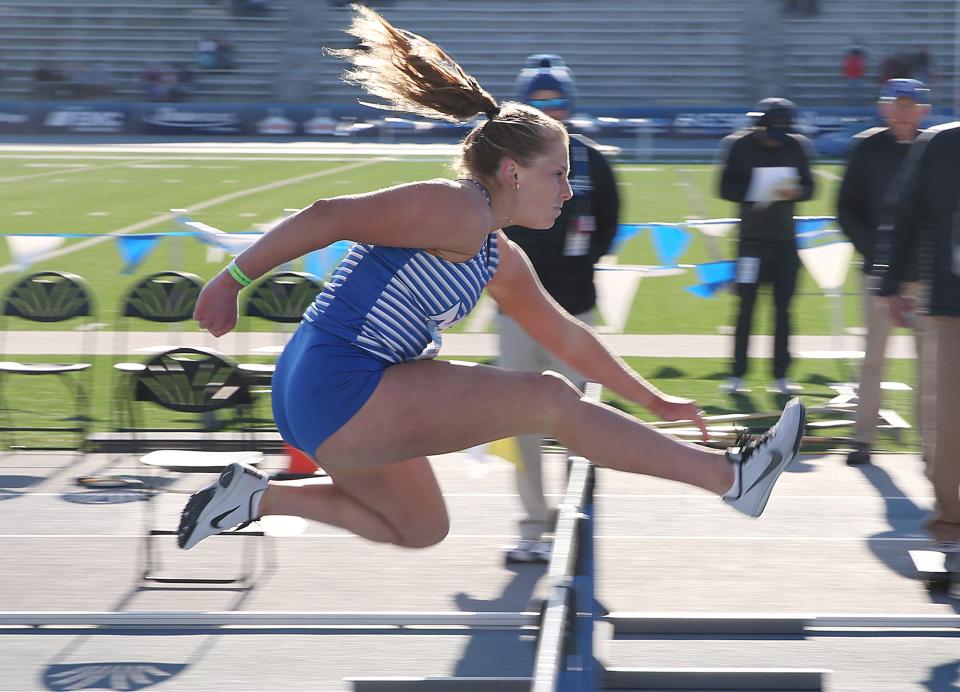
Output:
[488, 234, 708, 438]
[195, 179, 490, 337]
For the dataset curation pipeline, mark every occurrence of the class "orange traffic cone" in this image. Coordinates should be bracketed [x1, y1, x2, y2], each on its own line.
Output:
[284, 443, 317, 475]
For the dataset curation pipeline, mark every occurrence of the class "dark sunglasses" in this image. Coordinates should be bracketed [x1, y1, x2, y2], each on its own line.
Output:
[528, 97, 570, 110]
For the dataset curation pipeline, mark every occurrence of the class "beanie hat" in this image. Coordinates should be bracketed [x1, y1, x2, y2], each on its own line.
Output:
[514, 54, 576, 110]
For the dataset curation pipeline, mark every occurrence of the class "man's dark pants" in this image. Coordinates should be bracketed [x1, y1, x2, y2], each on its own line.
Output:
[732, 237, 801, 379]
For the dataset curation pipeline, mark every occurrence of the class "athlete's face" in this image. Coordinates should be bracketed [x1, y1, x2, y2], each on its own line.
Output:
[511, 135, 573, 229]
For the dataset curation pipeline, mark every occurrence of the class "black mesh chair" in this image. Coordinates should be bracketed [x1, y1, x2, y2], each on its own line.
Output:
[0, 271, 95, 450]
[123, 347, 267, 585]
[111, 271, 204, 432]
[237, 271, 324, 419]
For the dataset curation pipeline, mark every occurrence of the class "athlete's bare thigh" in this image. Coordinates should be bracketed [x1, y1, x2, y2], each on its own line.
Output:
[313, 359, 574, 470]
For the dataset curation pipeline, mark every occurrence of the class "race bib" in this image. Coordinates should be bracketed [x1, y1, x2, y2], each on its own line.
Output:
[736, 256, 761, 284]
[564, 215, 595, 256]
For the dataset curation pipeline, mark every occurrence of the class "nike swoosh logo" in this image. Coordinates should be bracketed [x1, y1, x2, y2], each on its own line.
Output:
[212, 505, 241, 529]
[744, 450, 783, 494]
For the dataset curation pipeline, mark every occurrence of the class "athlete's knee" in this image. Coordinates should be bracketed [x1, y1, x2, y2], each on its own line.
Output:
[539, 369, 581, 396]
[537, 370, 584, 420]
[396, 514, 449, 549]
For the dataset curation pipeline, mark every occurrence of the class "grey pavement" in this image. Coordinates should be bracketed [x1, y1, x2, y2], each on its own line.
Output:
[2, 330, 918, 358]
[0, 448, 957, 691]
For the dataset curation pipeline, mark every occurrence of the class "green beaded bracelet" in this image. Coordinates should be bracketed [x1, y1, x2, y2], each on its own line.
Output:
[226, 260, 253, 287]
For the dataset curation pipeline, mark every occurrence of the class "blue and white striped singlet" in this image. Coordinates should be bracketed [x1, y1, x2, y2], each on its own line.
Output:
[302, 235, 501, 363]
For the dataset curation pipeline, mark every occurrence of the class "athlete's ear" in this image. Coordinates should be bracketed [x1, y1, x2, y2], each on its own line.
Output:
[497, 157, 520, 189]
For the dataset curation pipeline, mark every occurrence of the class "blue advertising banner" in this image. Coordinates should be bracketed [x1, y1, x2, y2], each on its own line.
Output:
[36, 102, 131, 134]
[140, 104, 245, 135]
[7, 101, 951, 147]
[0, 102, 32, 134]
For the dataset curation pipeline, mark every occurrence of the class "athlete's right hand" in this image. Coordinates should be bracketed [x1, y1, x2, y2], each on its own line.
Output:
[194, 270, 240, 337]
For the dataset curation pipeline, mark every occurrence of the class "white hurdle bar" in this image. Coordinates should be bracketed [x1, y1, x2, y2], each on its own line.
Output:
[0, 611, 538, 629]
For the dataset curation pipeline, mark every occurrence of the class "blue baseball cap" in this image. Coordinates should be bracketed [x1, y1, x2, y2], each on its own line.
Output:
[880, 78, 930, 104]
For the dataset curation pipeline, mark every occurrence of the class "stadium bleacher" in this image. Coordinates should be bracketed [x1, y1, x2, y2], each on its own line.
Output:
[0, 0, 291, 102]
[0, 0, 955, 110]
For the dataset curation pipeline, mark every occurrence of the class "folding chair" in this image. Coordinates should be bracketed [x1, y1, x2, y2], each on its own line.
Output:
[111, 271, 204, 432]
[237, 271, 324, 422]
[121, 346, 268, 585]
[0, 271, 95, 450]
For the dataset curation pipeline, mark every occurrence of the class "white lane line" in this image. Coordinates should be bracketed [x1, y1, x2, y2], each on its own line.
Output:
[0, 158, 380, 276]
[814, 168, 842, 181]
[0, 157, 153, 184]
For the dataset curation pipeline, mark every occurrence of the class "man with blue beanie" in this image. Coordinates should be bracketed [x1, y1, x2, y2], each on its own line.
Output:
[877, 114, 960, 598]
[499, 54, 620, 562]
[837, 78, 934, 466]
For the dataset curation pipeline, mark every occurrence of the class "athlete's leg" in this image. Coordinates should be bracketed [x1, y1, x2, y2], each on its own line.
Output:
[313, 360, 734, 494]
[260, 457, 447, 548]
[187, 360, 799, 550]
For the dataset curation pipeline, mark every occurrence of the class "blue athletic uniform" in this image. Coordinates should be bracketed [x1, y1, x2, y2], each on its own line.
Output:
[272, 233, 501, 455]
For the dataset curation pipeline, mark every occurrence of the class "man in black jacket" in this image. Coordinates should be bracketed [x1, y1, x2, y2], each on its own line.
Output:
[718, 98, 815, 395]
[498, 55, 620, 562]
[878, 121, 960, 586]
[837, 79, 933, 466]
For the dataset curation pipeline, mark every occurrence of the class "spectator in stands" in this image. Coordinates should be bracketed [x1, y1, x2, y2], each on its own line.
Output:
[842, 44, 867, 105]
[197, 36, 234, 70]
[175, 6, 806, 558]
[34, 63, 66, 99]
[497, 55, 620, 563]
[912, 46, 932, 85]
[171, 63, 193, 101]
[837, 79, 933, 466]
[216, 37, 235, 70]
[877, 120, 960, 593]
[196, 37, 218, 70]
[717, 97, 815, 395]
[142, 62, 179, 102]
[72, 63, 114, 99]
[881, 52, 914, 83]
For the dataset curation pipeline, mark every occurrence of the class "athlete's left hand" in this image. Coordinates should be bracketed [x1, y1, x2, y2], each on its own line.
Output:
[651, 395, 709, 442]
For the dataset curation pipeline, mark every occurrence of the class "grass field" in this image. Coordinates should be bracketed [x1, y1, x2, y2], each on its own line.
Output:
[0, 152, 857, 334]
[0, 147, 921, 452]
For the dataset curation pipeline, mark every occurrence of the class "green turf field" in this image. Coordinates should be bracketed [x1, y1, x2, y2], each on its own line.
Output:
[0, 153, 859, 334]
[0, 148, 921, 451]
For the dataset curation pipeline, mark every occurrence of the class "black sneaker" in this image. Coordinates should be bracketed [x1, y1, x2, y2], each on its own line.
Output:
[846, 443, 872, 466]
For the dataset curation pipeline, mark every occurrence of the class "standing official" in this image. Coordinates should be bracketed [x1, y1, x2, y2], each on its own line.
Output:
[837, 78, 933, 466]
[878, 120, 960, 591]
[718, 98, 815, 395]
[498, 54, 620, 562]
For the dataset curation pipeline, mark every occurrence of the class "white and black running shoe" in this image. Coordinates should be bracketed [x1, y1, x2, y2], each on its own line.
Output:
[504, 538, 553, 564]
[177, 462, 269, 550]
[723, 397, 806, 518]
